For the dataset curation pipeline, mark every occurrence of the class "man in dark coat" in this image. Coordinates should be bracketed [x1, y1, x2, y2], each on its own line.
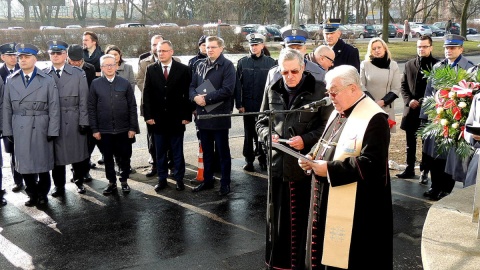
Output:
[188, 35, 208, 75]
[235, 33, 276, 172]
[143, 40, 192, 192]
[0, 78, 5, 206]
[68, 44, 97, 182]
[3, 43, 60, 207]
[43, 40, 90, 196]
[82, 31, 104, 77]
[299, 65, 392, 270]
[323, 19, 360, 72]
[256, 49, 332, 269]
[0, 42, 24, 192]
[397, 35, 438, 181]
[88, 54, 139, 195]
[189, 36, 236, 196]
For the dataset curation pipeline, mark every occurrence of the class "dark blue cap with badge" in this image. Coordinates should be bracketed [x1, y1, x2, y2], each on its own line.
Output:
[47, 40, 68, 52]
[246, 33, 265, 44]
[444, 34, 465, 46]
[0, 42, 17, 55]
[323, 18, 341, 33]
[281, 29, 308, 45]
[15, 43, 39, 56]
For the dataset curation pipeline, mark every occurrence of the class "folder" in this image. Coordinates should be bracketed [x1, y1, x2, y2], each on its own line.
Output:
[195, 79, 222, 112]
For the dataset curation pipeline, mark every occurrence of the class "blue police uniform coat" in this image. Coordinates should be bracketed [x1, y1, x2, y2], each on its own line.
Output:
[3, 68, 60, 174]
[329, 38, 361, 72]
[0, 63, 20, 84]
[43, 64, 89, 166]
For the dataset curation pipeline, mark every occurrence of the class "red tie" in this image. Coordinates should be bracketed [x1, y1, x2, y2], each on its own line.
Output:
[163, 66, 168, 80]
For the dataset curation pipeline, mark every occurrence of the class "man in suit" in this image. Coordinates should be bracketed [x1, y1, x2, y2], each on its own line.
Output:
[3, 43, 60, 207]
[43, 40, 90, 196]
[323, 19, 360, 72]
[0, 42, 25, 193]
[143, 40, 192, 192]
[397, 35, 438, 182]
[189, 36, 236, 196]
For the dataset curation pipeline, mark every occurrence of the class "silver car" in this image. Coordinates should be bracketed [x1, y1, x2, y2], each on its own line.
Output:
[409, 24, 433, 37]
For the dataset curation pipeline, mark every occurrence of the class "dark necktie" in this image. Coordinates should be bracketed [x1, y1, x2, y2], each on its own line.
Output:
[163, 66, 168, 80]
[9, 69, 13, 74]
[55, 69, 61, 78]
[25, 75, 30, 85]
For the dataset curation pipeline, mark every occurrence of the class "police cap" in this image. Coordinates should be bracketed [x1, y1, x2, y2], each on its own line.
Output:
[443, 34, 465, 47]
[0, 42, 17, 55]
[15, 43, 39, 56]
[323, 18, 341, 33]
[47, 40, 68, 52]
[246, 33, 265, 44]
[281, 29, 308, 45]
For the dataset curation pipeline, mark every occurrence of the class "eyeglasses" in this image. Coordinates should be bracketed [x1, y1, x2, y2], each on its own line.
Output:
[280, 69, 302, 76]
[49, 51, 65, 55]
[326, 84, 352, 98]
[101, 64, 116, 68]
[417, 45, 431, 49]
[321, 55, 334, 63]
[157, 49, 172, 54]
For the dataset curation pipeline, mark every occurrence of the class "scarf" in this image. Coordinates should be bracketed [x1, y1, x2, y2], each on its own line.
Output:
[371, 53, 391, 69]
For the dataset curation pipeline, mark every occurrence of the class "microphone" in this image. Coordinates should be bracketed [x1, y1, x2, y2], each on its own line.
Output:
[302, 97, 332, 110]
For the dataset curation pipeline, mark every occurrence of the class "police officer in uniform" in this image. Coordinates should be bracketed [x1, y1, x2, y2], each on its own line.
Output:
[264, 28, 325, 88]
[0, 78, 6, 206]
[3, 44, 60, 207]
[420, 34, 475, 200]
[323, 18, 361, 72]
[43, 40, 90, 196]
[235, 33, 276, 172]
[0, 43, 25, 192]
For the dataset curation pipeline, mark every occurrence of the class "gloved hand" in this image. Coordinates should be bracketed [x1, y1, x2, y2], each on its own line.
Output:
[7, 136, 14, 143]
[47, 136, 57, 142]
[78, 125, 88, 135]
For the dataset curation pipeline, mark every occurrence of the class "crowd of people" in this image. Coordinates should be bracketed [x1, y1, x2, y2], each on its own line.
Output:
[0, 18, 478, 269]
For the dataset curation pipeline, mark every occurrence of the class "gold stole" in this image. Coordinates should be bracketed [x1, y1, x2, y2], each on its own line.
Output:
[321, 97, 384, 269]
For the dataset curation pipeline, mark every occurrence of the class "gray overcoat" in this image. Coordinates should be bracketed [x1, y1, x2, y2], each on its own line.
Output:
[44, 64, 89, 166]
[2, 68, 60, 174]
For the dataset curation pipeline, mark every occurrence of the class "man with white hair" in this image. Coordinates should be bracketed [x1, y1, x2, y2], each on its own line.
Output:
[299, 65, 393, 269]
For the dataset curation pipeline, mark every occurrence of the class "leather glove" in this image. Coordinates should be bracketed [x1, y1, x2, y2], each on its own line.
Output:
[78, 125, 88, 135]
[7, 136, 14, 143]
[47, 136, 57, 142]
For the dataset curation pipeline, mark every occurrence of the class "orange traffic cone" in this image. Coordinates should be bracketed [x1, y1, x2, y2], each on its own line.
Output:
[196, 142, 204, 182]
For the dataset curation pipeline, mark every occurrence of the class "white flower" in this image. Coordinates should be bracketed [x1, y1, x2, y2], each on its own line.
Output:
[458, 101, 467, 108]
[436, 107, 444, 114]
[452, 122, 459, 129]
[448, 91, 456, 98]
[440, 119, 449, 126]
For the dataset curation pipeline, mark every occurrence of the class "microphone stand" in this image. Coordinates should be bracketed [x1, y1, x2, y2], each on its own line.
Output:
[198, 106, 318, 265]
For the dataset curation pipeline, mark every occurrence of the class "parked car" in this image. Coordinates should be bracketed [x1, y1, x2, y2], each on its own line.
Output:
[373, 24, 396, 38]
[256, 25, 282, 41]
[86, 25, 106, 29]
[279, 24, 307, 34]
[429, 25, 445, 37]
[432, 21, 460, 35]
[350, 24, 377, 38]
[40, 26, 61, 30]
[65, 25, 82, 29]
[116, 23, 145, 28]
[159, 23, 179, 27]
[240, 25, 258, 36]
[304, 24, 323, 39]
[339, 25, 355, 39]
[467, 28, 478, 35]
[392, 24, 404, 38]
[7, 26, 24, 30]
[410, 23, 432, 37]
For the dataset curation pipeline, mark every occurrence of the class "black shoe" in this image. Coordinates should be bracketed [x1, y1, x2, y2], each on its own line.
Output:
[84, 173, 93, 183]
[146, 168, 157, 177]
[75, 181, 86, 194]
[121, 183, 131, 194]
[218, 185, 230, 196]
[396, 170, 415, 179]
[89, 161, 96, 168]
[97, 156, 105, 165]
[25, 197, 37, 207]
[51, 187, 65, 197]
[37, 197, 48, 205]
[154, 180, 168, 192]
[103, 183, 117, 195]
[259, 162, 267, 171]
[11, 184, 24, 192]
[436, 191, 450, 200]
[176, 181, 185, 191]
[192, 182, 214, 192]
[419, 174, 429, 185]
[423, 188, 440, 198]
[243, 163, 254, 172]
[0, 190, 6, 206]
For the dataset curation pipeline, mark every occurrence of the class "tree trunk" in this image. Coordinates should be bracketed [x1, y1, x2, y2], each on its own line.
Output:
[461, 0, 471, 38]
[110, 0, 119, 26]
